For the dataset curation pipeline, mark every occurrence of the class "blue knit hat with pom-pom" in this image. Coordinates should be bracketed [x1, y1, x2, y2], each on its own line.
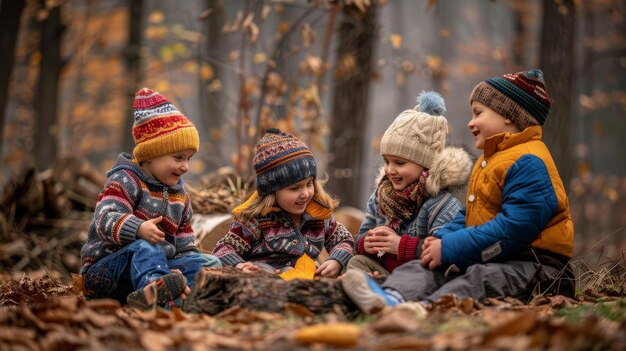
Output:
[380, 91, 448, 169]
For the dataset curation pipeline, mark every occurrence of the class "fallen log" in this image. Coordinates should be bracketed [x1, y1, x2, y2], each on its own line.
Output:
[183, 267, 357, 316]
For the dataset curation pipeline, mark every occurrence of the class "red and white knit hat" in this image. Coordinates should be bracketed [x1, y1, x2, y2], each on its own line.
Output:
[132, 88, 199, 162]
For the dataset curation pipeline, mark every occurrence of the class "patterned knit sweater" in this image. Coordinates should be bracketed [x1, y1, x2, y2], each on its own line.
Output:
[80, 153, 199, 273]
[212, 194, 354, 269]
[355, 146, 473, 272]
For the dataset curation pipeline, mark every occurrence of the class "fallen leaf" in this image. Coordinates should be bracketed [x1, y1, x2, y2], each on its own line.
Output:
[293, 322, 360, 347]
[483, 310, 537, 344]
[279, 254, 316, 280]
[390, 33, 402, 49]
[370, 307, 421, 333]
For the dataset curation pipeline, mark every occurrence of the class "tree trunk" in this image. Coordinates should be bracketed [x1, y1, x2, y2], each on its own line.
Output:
[184, 267, 356, 316]
[198, 0, 227, 167]
[327, 4, 376, 207]
[539, 0, 575, 191]
[121, 0, 143, 154]
[0, 0, 26, 157]
[34, 1, 64, 170]
[511, 0, 531, 70]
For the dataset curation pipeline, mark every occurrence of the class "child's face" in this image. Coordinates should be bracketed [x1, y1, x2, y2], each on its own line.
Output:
[468, 101, 520, 150]
[142, 149, 195, 186]
[275, 176, 314, 216]
[383, 155, 424, 191]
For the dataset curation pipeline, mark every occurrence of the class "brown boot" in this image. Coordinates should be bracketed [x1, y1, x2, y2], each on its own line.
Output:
[127, 273, 187, 310]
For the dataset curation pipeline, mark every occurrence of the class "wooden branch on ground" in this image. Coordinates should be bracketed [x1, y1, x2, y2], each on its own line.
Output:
[184, 267, 357, 316]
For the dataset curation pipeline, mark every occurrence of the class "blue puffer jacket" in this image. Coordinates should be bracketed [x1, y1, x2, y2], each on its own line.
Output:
[435, 126, 574, 271]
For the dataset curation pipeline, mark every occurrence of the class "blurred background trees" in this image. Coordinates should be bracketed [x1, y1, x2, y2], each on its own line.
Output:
[0, 0, 624, 256]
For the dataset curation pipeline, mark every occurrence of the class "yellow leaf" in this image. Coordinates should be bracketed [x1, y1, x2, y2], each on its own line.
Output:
[155, 80, 170, 92]
[190, 159, 206, 174]
[254, 52, 267, 64]
[144, 25, 168, 40]
[459, 61, 479, 76]
[279, 254, 316, 280]
[200, 63, 214, 80]
[173, 42, 190, 57]
[425, 55, 443, 72]
[148, 11, 164, 24]
[160, 46, 175, 63]
[390, 33, 402, 49]
[207, 79, 223, 92]
[606, 188, 618, 203]
[293, 323, 360, 347]
[182, 61, 198, 73]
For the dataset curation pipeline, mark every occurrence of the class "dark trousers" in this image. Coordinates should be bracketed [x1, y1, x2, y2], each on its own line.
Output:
[382, 259, 560, 303]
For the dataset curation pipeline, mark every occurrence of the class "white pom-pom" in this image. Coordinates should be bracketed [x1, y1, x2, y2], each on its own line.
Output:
[416, 91, 446, 116]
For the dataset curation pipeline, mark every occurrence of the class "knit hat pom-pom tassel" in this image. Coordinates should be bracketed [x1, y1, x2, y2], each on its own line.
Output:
[416, 91, 446, 116]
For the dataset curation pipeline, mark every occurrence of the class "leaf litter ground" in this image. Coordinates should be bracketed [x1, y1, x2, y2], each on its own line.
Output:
[1, 269, 625, 351]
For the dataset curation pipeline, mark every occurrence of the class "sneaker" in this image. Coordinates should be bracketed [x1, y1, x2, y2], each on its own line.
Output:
[127, 272, 187, 310]
[395, 301, 428, 319]
[341, 269, 397, 314]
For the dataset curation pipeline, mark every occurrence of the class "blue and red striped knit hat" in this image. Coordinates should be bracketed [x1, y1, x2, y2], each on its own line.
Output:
[470, 69, 551, 131]
[253, 128, 317, 196]
[132, 88, 199, 162]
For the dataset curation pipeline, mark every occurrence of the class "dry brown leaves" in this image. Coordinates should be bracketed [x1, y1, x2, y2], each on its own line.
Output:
[1, 273, 625, 350]
[186, 167, 254, 215]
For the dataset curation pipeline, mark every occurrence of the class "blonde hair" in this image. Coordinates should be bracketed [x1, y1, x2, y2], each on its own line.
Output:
[238, 179, 339, 221]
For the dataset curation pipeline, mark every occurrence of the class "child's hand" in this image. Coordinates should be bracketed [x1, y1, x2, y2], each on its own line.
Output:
[236, 261, 260, 274]
[420, 237, 442, 270]
[363, 230, 382, 254]
[315, 260, 341, 278]
[363, 230, 379, 254]
[364, 226, 401, 255]
[137, 217, 165, 244]
[368, 270, 381, 279]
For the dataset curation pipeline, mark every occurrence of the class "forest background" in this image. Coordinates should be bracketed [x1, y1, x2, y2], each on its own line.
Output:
[0, 0, 624, 264]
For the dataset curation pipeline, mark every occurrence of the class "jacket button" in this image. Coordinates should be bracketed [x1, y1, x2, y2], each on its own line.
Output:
[291, 239, 298, 245]
[468, 194, 475, 202]
[481, 160, 487, 168]
[284, 222, 290, 227]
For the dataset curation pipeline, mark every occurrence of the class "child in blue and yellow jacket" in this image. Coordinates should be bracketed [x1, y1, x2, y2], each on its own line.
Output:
[342, 69, 575, 314]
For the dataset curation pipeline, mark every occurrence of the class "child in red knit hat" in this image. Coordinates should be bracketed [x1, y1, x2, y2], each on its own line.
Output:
[79, 88, 220, 310]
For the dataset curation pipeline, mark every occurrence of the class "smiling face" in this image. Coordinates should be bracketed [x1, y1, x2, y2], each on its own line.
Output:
[468, 101, 521, 150]
[142, 149, 195, 186]
[383, 155, 424, 191]
[275, 176, 314, 216]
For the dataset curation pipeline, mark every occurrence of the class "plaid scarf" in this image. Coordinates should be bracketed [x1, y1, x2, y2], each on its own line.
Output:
[376, 170, 429, 230]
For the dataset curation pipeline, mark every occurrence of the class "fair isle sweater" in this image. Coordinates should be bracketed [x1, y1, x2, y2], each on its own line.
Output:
[212, 193, 354, 269]
[80, 153, 199, 273]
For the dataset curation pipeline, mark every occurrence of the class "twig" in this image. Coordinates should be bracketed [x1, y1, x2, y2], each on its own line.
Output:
[577, 227, 624, 260]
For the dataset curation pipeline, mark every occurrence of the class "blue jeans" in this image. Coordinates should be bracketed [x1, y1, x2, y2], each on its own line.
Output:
[83, 239, 221, 303]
